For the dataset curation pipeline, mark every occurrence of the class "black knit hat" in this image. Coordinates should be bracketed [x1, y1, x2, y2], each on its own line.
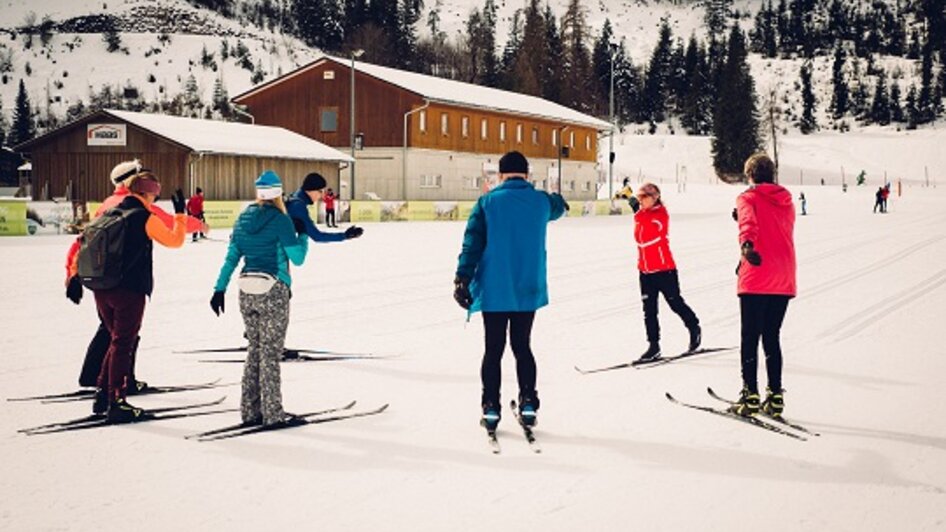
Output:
[302, 172, 327, 191]
[499, 151, 529, 175]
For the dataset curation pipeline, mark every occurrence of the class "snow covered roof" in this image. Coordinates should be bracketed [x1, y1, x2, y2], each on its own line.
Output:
[17, 162, 32, 171]
[105, 110, 353, 162]
[235, 55, 612, 131]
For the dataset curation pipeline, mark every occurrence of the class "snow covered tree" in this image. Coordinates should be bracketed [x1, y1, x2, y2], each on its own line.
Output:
[212, 76, 231, 119]
[704, 0, 733, 44]
[918, 38, 937, 124]
[905, 84, 919, 129]
[11, 80, 36, 145]
[592, 20, 616, 117]
[465, 0, 499, 88]
[642, 18, 674, 124]
[293, 0, 344, 52]
[712, 24, 760, 181]
[870, 73, 891, 125]
[798, 60, 817, 133]
[681, 36, 713, 135]
[102, 18, 122, 53]
[830, 42, 848, 119]
[560, 0, 593, 113]
[890, 81, 903, 122]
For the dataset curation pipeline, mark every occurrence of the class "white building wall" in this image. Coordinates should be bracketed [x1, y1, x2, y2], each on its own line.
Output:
[346, 148, 598, 201]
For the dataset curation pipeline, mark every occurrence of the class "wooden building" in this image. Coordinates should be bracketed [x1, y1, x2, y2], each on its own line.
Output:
[14, 109, 353, 202]
[233, 55, 611, 200]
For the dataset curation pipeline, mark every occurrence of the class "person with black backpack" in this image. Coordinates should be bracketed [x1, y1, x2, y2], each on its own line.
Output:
[78, 167, 188, 423]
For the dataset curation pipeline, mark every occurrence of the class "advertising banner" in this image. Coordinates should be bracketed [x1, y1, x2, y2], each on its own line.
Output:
[204, 201, 249, 229]
[26, 201, 76, 235]
[0, 199, 28, 236]
[350, 201, 381, 223]
[407, 202, 435, 221]
[432, 201, 460, 221]
[457, 201, 477, 221]
[87, 123, 127, 146]
[380, 201, 408, 222]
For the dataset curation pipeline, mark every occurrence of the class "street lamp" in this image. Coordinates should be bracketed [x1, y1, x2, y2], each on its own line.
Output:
[350, 49, 364, 200]
[608, 42, 617, 200]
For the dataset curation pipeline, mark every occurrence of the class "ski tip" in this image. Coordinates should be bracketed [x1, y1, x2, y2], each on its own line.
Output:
[664, 392, 677, 402]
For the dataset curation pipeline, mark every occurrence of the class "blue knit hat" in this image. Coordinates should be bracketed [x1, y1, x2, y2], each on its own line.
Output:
[255, 170, 283, 200]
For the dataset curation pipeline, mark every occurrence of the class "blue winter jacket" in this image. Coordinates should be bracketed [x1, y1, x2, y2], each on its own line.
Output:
[214, 203, 308, 292]
[456, 178, 567, 314]
[286, 189, 346, 243]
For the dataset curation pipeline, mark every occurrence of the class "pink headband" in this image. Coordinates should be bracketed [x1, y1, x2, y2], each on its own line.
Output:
[133, 177, 162, 197]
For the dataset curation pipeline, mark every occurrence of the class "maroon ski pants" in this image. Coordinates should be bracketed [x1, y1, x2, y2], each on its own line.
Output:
[93, 288, 146, 401]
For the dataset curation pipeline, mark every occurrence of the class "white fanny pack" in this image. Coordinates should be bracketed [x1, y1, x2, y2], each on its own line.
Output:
[237, 272, 277, 295]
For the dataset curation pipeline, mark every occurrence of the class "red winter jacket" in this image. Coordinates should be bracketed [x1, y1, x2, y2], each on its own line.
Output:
[323, 192, 336, 210]
[633, 204, 677, 273]
[186, 193, 204, 216]
[736, 183, 797, 296]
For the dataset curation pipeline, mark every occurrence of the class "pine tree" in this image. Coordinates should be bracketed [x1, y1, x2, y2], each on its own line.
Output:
[592, 19, 616, 117]
[642, 18, 674, 124]
[849, 59, 869, 118]
[613, 40, 641, 125]
[918, 38, 936, 123]
[499, 10, 523, 91]
[905, 83, 919, 129]
[212, 76, 231, 118]
[704, 0, 733, 44]
[681, 37, 713, 135]
[870, 73, 891, 125]
[830, 42, 848, 119]
[798, 60, 817, 133]
[0, 95, 7, 146]
[394, 0, 420, 70]
[293, 0, 344, 52]
[560, 0, 593, 113]
[465, 1, 499, 87]
[890, 81, 903, 122]
[511, 0, 546, 97]
[102, 18, 122, 53]
[11, 80, 36, 145]
[712, 24, 760, 181]
[542, 4, 564, 104]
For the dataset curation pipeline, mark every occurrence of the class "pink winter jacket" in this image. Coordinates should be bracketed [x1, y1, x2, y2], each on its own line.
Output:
[736, 183, 797, 297]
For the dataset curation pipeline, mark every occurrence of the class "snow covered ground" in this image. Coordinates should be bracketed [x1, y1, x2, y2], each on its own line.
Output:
[2, 182, 945, 530]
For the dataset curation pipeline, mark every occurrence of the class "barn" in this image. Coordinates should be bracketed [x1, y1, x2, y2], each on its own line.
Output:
[14, 109, 353, 202]
[232, 55, 611, 201]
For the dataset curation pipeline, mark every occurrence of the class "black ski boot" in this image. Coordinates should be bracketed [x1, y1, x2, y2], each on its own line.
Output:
[687, 324, 702, 353]
[635, 342, 662, 364]
[517, 394, 540, 428]
[92, 388, 108, 415]
[728, 387, 760, 417]
[127, 380, 150, 395]
[107, 398, 151, 423]
[481, 402, 501, 432]
[761, 387, 784, 419]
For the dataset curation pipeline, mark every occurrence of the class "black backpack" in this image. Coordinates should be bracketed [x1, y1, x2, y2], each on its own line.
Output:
[77, 207, 144, 290]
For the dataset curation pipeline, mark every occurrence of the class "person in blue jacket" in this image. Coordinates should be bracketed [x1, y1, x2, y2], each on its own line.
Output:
[209, 170, 308, 427]
[286, 173, 363, 243]
[454, 151, 568, 432]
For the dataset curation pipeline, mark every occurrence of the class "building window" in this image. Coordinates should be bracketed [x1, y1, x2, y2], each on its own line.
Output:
[464, 176, 482, 189]
[441, 113, 449, 136]
[567, 180, 576, 191]
[569, 131, 575, 147]
[516, 123, 523, 143]
[320, 108, 338, 132]
[480, 118, 488, 140]
[552, 129, 558, 146]
[582, 181, 591, 192]
[419, 110, 427, 133]
[461, 116, 470, 138]
[420, 174, 442, 188]
[499, 121, 506, 142]
[585, 134, 591, 151]
[532, 127, 539, 145]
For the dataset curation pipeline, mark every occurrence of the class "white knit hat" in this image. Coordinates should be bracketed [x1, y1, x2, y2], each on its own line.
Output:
[110, 160, 146, 185]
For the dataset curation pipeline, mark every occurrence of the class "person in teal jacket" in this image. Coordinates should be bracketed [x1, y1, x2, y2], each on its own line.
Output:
[454, 151, 568, 432]
[210, 170, 308, 427]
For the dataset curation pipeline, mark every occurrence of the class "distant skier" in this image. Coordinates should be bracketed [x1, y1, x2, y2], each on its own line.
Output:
[882, 183, 890, 213]
[873, 187, 884, 213]
[210, 171, 308, 427]
[454, 151, 568, 433]
[186, 187, 206, 241]
[286, 173, 363, 243]
[798, 192, 807, 216]
[628, 183, 701, 364]
[730, 153, 796, 419]
[324, 187, 338, 227]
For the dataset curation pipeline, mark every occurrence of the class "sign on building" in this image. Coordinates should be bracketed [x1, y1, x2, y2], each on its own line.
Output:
[87, 124, 127, 146]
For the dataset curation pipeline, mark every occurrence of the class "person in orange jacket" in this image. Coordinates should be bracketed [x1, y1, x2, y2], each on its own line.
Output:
[629, 182, 701, 364]
[64, 161, 205, 393]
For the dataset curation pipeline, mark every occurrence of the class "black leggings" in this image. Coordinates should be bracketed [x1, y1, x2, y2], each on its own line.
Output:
[739, 294, 790, 393]
[326, 209, 336, 226]
[640, 270, 699, 343]
[481, 311, 537, 408]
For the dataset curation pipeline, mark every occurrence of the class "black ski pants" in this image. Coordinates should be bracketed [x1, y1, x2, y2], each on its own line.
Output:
[639, 270, 699, 344]
[739, 294, 790, 393]
[481, 311, 538, 409]
[326, 208, 336, 227]
[79, 314, 140, 388]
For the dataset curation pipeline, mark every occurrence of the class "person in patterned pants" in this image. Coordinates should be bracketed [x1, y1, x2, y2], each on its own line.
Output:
[210, 170, 308, 426]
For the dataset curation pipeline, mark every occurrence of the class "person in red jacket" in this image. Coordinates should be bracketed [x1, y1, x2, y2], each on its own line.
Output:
[186, 187, 206, 241]
[323, 187, 337, 227]
[730, 153, 797, 419]
[629, 182, 701, 364]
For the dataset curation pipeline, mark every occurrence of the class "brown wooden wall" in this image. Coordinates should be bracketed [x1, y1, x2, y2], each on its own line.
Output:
[239, 60, 424, 149]
[238, 59, 599, 162]
[26, 120, 190, 202]
[192, 155, 340, 200]
[407, 103, 598, 162]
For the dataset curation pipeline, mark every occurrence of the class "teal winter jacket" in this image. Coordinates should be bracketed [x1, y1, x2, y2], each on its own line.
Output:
[214, 203, 308, 292]
[456, 178, 566, 314]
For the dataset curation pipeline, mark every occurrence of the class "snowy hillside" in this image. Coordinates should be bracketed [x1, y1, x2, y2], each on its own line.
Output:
[2, 182, 945, 530]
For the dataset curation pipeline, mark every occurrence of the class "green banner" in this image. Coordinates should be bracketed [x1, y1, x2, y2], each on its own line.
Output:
[350, 201, 381, 223]
[0, 200, 28, 236]
[457, 201, 477, 221]
[204, 201, 249, 229]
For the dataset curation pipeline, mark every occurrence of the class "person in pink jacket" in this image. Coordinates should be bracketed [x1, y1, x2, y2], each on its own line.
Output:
[730, 153, 796, 419]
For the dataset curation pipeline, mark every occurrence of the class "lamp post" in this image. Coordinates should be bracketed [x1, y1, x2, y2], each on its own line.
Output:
[350, 49, 364, 200]
[608, 42, 616, 200]
[558, 125, 570, 194]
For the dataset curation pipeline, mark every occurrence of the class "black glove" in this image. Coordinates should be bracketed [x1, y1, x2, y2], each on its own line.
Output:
[628, 196, 641, 213]
[292, 216, 306, 235]
[741, 241, 762, 266]
[453, 275, 472, 310]
[171, 189, 186, 214]
[66, 276, 83, 305]
[552, 193, 569, 212]
[344, 226, 364, 239]
[731, 207, 738, 222]
[210, 290, 225, 316]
